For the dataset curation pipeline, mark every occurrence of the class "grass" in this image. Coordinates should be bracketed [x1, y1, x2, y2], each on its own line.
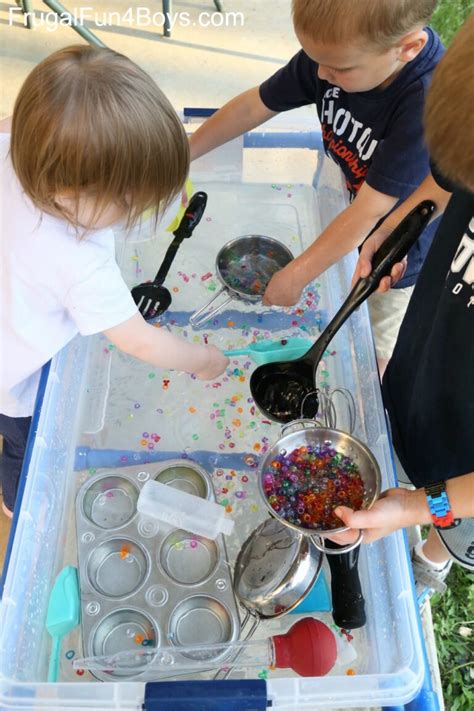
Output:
[430, 0, 474, 44]
[430, 565, 474, 710]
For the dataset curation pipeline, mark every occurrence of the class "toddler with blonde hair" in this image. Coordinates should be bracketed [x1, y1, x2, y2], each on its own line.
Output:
[0, 45, 228, 516]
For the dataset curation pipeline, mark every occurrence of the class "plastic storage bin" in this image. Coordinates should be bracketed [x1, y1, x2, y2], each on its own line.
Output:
[0, 115, 431, 710]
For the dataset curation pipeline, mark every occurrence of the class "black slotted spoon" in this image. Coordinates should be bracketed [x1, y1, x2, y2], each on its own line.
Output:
[250, 200, 436, 423]
[132, 191, 208, 320]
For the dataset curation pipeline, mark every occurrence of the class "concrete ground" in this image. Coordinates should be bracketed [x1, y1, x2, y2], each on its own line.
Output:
[1, 0, 304, 117]
[0, 1, 443, 707]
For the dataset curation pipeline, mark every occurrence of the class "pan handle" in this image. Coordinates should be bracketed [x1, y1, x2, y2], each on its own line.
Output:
[189, 287, 234, 328]
[325, 540, 366, 629]
[310, 530, 363, 554]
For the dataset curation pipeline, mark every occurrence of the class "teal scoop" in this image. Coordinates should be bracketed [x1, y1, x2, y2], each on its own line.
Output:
[224, 337, 313, 365]
[46, 566, 81, 682]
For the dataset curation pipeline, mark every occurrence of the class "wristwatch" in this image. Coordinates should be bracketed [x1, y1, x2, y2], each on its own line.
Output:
[425, 481, 460, 530]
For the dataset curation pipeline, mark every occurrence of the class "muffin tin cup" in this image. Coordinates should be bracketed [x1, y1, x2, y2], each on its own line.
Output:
[75, 462, 240, 681]
[152, 459, 211, 499]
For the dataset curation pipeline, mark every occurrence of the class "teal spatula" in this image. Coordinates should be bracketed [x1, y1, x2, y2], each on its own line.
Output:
[46, 566, 81, 682]
[224, 337, 313, 365]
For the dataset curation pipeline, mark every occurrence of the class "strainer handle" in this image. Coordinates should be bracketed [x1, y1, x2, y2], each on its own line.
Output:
[310, 530, 363, 554]
[281, 418, 320, 437]
[325, 539, 366, 629]
[189, 287, 233, 328]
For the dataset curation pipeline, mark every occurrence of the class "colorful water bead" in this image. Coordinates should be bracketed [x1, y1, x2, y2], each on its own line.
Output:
[262, 443, 364, 530]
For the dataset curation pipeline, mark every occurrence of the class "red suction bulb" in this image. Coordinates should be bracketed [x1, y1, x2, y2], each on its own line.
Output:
[272, 617, 337, 677]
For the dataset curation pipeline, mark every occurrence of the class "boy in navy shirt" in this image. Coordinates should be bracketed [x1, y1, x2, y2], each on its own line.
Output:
[333, 14, 474, 604]
[190, 0, 443, 374]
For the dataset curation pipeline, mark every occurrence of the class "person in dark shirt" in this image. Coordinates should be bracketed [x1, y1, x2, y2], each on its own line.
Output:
[330, 14, 474, 604]
[190, 0, 443, 374]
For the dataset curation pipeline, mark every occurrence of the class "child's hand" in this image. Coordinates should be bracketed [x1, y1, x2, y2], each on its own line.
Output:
[195, 346, 229, 380]
[262, 265, 303, 306]
[352, 232, 407, 292]
[326, 488, 414, 546]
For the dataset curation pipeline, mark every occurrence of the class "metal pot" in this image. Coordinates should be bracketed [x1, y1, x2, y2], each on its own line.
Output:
[257, 419, 381, 554]
[213, 516, 322, 679]
[189, 235, 293, 327]
[234, 517, 323, 619]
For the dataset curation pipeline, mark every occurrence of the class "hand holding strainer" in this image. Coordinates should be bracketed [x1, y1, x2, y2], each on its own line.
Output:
[190, 235, 294, 328]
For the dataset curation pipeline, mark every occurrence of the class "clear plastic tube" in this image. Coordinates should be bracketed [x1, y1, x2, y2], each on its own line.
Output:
[74, 637, 273, 675]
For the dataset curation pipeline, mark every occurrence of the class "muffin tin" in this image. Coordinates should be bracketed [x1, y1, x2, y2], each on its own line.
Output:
[75, 460, 240, 681]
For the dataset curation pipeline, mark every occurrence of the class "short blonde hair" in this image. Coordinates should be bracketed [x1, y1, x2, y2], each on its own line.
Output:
[292, 0, 437, 49]
[425, 13, 474, 190]
[11, 45, 189, 229]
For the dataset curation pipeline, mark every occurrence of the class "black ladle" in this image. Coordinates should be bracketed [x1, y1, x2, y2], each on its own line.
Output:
[250, 201, 436, 423]
[132, 192, 208, 320]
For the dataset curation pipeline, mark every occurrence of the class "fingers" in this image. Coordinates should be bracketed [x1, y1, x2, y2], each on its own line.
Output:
[376, 275, 392, 293]
[351, 256, 374, 289]
[358, 257, 373, 279]
[334, 505, 384, 529]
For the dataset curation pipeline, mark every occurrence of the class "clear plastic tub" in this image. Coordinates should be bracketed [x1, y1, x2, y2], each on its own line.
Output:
[0, 116, 427, 710]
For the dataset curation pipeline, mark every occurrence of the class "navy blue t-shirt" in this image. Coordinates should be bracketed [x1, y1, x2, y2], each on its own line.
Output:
[259, 28, 444, 287]
[383, 167, 474, 487]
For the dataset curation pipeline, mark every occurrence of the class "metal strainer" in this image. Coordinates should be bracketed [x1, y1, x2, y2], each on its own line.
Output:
[257, 419, 381, 554]
[189, 235, 293, 327]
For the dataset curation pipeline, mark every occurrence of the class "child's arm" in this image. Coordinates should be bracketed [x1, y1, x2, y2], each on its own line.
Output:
[327, 472, 474, 546]
[104, 313, 228, 380]
[189, 88, 277, 161]
[351, 173, 453, 292]
[262, 182, 398, 306]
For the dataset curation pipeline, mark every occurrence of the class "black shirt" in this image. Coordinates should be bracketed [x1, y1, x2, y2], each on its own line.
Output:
[259, 28, 444, 287]
[383, 168, 474, 486]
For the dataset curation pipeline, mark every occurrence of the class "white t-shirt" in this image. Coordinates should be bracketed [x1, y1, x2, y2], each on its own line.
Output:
[0, 134, 138, 417]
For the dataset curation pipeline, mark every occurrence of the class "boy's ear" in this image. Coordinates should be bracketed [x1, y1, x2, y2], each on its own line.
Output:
[397, 29, 428, 63]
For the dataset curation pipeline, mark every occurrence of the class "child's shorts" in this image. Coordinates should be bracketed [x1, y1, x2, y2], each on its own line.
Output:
[368, 285, 414, 362]
[0, 413, 31, 512]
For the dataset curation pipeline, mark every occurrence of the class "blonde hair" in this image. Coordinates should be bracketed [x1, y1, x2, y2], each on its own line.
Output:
[292, 0, 437, 49]
[11, 45, 189, 229]
[425, 13, 474, 190]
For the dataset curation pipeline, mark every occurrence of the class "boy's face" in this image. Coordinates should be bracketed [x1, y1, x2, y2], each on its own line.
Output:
[297, 31, 407, 93]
